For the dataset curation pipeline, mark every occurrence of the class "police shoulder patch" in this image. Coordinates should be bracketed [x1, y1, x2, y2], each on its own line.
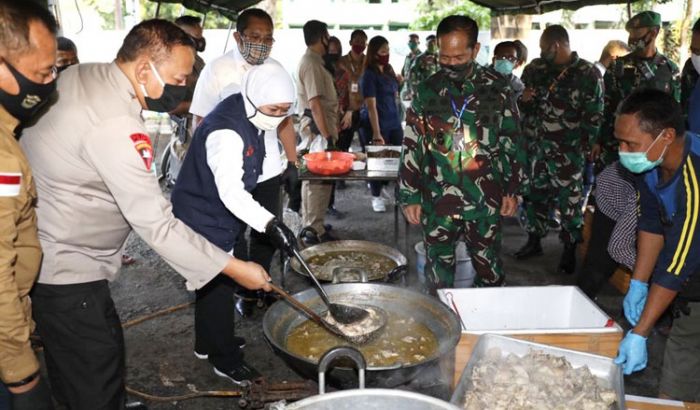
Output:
[0, 172, 21, 197]
[129, 133, 153, 170]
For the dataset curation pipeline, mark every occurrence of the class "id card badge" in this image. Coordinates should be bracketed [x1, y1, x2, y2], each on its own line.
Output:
[351, 82, 359, 93]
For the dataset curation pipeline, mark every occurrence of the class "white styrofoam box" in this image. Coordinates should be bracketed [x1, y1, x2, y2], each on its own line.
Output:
[438, 286, 622, 334]
[366, 145, 402, 171]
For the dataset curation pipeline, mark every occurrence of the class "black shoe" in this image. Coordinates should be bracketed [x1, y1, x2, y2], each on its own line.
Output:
[214, 362, 262, 385]
[319, 231, 339, 243]
[326, 206, 344, 218]
[558, 243, 577, 274]
[300, 227, 321, 246]
[235, 297, 256, 318]
[126, 402, 148, 410]
[514, 233, 543, 259]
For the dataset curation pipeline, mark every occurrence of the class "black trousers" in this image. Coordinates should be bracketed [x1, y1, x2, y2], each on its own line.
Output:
[336, 111, 360, 152]
[32, 281, 125, 410]
[576, 210, 619, 298]
[194, 274, 242, 371]
[234, 176, 281, 299]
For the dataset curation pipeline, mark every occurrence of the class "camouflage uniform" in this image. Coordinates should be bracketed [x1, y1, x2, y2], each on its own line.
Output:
[406, 50, 439, 100]
[599, 53, 680, 167]
[520, 52, 604, 244]
[400, 48, 421, 100]
[399, 63, 524, 289]
[680, 58, 698, 119]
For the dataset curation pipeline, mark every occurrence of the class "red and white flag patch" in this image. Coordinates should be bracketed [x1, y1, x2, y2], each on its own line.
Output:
[0, 172, 21, 197]
[130, 133, 154, 171]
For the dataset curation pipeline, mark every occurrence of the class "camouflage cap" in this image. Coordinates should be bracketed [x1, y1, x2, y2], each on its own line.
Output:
[626, 11, 661, 31]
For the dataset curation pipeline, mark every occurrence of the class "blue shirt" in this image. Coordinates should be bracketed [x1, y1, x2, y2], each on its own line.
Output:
[360, 67, 401, 132]
[638, 132, 700, 292]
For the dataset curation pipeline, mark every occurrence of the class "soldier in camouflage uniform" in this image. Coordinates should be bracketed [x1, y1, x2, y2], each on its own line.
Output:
[405, 35, 439, 100]
[514, 25, 604, 275]
[681, 18, 700, 132]
[596, 11, 681, 168]
[399, 15, 524, 291]
[400, 33, 421, 100]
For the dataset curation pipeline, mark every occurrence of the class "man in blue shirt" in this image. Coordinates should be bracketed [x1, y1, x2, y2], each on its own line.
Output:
[614, 88, 700, 402]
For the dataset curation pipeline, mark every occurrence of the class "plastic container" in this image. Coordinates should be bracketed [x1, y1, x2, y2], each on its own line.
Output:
[414, 241, 476, 288]
[437, 286, 624, 384]
[303, 152, 354, 175]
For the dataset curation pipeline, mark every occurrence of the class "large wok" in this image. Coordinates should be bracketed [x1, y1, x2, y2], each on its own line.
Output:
[262, 283, 461, 388]
[289, 240, 407, 283]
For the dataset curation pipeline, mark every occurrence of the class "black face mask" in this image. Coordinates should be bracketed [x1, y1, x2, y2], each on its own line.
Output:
[0, 61, 56, 123]
[140, 62, 187, 113]
[192, 36, 206, 53]
[440, 62, 472, 79]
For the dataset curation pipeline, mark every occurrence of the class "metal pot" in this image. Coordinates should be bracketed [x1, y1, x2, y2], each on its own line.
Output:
[269, 347, 460, 410]
[289, 240, 407, 283]
[262, 283, 461, 388]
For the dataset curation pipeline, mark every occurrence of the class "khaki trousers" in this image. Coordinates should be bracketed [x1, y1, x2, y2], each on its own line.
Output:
[301, 180, 332, 235]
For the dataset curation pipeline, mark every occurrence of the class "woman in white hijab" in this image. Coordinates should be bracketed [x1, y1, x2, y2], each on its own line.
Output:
[170, 62, 298, 385]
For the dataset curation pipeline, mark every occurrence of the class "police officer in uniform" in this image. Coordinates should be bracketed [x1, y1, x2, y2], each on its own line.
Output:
[0, 2, 56, 409]
[399, 15, 523, 292]
[20, 20, 271, 410]
[596, 11, 681, 169]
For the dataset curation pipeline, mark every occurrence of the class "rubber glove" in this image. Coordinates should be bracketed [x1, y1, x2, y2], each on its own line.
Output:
[265, 218, 299, 258]
[614, 330, 648, 375]
[623, 279, 648, 326]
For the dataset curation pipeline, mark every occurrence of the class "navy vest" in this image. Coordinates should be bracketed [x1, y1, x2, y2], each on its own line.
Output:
[171, 93, 265, 251]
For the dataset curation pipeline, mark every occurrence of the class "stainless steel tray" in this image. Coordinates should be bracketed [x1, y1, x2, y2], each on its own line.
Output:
[450, 334, 625, 410]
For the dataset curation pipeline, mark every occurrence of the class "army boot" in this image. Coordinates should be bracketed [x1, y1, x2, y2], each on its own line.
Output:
[558, 242, 577, 274]
[514, 233, 543, 259]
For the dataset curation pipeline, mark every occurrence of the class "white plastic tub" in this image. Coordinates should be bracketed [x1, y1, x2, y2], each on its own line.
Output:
[437, 286, 624, 383]
[414, 241, 476, 288]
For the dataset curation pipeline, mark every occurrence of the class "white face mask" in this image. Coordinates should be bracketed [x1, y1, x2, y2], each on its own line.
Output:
[691, 53, 700, 75]
[249, 111, 286, 131]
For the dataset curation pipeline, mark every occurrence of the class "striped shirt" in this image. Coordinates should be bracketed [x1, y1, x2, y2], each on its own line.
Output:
[638, 133, 700, 292]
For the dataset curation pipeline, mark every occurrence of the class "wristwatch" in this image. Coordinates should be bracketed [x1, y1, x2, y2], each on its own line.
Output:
[5, 371, 38, 388]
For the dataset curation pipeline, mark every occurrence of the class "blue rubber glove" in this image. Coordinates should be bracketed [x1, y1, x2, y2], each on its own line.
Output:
[623, 279, 648, 326]
[614, 330, 648, 375]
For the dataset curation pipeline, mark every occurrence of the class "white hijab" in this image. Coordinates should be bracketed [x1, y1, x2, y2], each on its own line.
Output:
[241, 62, 295, 117]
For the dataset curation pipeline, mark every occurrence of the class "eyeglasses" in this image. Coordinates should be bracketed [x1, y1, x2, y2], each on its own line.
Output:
[241, 33, 275, 46]
[494, 55, 518, 63]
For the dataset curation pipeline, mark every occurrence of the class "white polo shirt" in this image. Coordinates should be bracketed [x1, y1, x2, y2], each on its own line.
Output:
[191, 46, 283, 182]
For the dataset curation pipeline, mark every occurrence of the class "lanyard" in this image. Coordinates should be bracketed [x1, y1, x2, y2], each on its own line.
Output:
[449, 93, 468, 129]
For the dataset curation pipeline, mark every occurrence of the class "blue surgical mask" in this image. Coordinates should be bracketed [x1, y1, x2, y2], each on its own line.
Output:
[619, 130, 668, 173]
[494, 59, 515, 76]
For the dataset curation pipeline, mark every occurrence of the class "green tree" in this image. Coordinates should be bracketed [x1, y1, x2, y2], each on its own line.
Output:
[410, 0, 491, 32]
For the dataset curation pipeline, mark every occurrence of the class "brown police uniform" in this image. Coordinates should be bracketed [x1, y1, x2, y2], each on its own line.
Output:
[0, 106, 41, 386]
[20, 62, 231, 410]
[297, 48, 339, 235]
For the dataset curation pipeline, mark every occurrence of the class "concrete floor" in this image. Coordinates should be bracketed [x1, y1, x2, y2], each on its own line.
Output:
[102, 173, 666, 410]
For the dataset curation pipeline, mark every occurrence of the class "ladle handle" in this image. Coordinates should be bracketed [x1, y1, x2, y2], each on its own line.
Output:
[268, 283, 324, 325]
[291, 248, 332, 307]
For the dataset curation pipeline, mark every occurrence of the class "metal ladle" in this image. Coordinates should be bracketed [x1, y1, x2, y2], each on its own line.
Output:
[268, 283, 383, 345]
[290, 248, 372, 325]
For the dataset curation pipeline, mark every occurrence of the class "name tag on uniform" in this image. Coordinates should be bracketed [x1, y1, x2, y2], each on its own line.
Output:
[351, 82, 359, 93]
